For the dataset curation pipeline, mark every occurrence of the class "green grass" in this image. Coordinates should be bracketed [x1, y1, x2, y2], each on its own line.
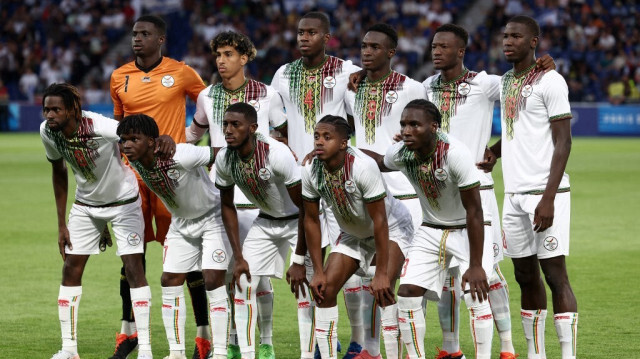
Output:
[1, 134, 639, 358]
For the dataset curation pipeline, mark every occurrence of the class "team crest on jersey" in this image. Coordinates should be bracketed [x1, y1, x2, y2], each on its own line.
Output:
[434, 168, 448, 181]
[248, 99, 260, 111]
[258, 168, 271, 180]
[212, 249, 227, 263]
[161, 75, 175, 87]
[521, 84, 533, 98]
[543, 236, 558, 251]
[127, 232, 141, 246]
[86, 139, 99, 150]
[323, 76, 336, 88]
[344, 180, 357, 193]
[385, 90, 398, 104]
[458, 82, 471, 96]
[167, 168, 180, 180]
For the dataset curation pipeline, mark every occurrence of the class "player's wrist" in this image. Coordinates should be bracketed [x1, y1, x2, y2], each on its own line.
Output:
[291, 253, 305, 266]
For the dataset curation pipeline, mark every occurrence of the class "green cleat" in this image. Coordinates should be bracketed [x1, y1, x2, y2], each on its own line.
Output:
[258, 344, 275, 359]
[227, 344, 241, 359]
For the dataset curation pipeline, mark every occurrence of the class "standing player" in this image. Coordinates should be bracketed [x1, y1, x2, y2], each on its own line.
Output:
[41, 83, 153, 359]
[303, 115, 414, 359]
[214, 103, 306, 359]
[110, 15, 210, 359]
[365, 99, 494, 359]
[185, 31, 286, 359]
[488, 15, 578, 359]
[118, 114, 247, 359]
[344, 24, 426, 358]
[271, 12, 364, 359]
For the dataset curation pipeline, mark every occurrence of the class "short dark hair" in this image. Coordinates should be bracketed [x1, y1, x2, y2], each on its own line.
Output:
[317, 115, 353, 140]
[434, 24, 468, 48]
[301, 12, 330, 33]
[135, 15, 166, 35]
[117, 114, 159, 138]
[42, 83, 82, 121]
[210, 31, 257, 62]
[366, 23, 398, 48]
[225, 102, 257, 124]
[507, 15, 540, 37]
[403, 99, 442, 127]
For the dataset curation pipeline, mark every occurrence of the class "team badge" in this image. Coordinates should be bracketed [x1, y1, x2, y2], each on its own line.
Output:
[543, 236, 558, 251]
[323, 76, 336, 88]
[493, 243, 499, 257]
[167, 169, 180, 180]
[258, 168, 271, 180]
[248, 99, 260, 111]
[458, 82, 471, 96]
[385, 90, 398, 104]
[127, 232, 142, 246]
[86, 139, 99, 150]
[344, 180, 357, 193]
[521, 84, 533, 97]
[434, 168, 448, 181]
[212, 249, 227, 263]
[161, 75, 175, 88]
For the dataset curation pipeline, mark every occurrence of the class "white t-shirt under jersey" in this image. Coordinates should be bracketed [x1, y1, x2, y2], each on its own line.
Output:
[345, 70, 427, 198]
[384, 133, 480, 227]
[130, 143, 217, 219]
[499, 67, 572, 193]
[40, 110, 138, 206]
[424, 69, 500, 187]
[215, 134, 301, 218]
[302, 147, 404, 239]
[271, 56, 361, 159]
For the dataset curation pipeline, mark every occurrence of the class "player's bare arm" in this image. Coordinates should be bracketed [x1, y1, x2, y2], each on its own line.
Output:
[303, 199, 326, 303]
[50, 158, 71, 259]
[365, 198, 394, 307]
[535, 119, 572, 233]
[535, 54, 556, 73]
[476, 146, 498, 173]
[359, 149, 392, 173]
[285, 183, 308, 299]
[459, 185, 489, 302]
[220, 186, 251, 291]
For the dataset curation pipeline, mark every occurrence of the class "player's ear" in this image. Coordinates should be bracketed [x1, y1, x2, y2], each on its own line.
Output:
[240, 54, 248, 66]
[158, 34, 166, 46]
[249, 122, 258, 134]
[388, 47, 396, 59]
[530, 35, 538, 50]
[323, 33, 331, 45]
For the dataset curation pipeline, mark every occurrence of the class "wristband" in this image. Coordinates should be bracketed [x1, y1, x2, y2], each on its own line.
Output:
[291, 254, 305, 265]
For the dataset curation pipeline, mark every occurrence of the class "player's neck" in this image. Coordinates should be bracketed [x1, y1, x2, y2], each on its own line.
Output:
[136, 53, 163, 70]
[513, 55, 536, 76]
[302, 53, 327, 69]
[139, 151, 156, 170]
[415, 139, 436, 160]
[222, 73, 247, 92]
[366, 66, 392, 83]
[440, 63, 466, 83]
[237, 135, 256, 160]
[61, 118, 79, 139]
[323, 151, 346, 173]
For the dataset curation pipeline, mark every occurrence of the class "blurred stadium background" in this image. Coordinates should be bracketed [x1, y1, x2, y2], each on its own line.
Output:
[1, 0, 639, 135]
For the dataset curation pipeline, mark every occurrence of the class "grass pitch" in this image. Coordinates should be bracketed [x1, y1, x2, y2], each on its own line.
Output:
[0, 134, 638, 358]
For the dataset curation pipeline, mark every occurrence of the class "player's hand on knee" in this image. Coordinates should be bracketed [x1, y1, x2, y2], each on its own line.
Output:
[309, 272, 327, 304]
[533, 197, 554, 232]
[58, 226, 71, 261]
[371, 272, 395, 307]
[154, 135, 176, 160]
[232, 258, 251, 293]
[462, 265, 489, 302]
[286, 263, 308, 299]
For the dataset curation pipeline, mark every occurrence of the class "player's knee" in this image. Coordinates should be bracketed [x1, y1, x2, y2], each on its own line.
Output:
[513, 265, 540, 287]
[203, 270, 226, 290]
[161, 272, 185, 287]
[543, 270, 571, 294]
[397, 284, 423, 298]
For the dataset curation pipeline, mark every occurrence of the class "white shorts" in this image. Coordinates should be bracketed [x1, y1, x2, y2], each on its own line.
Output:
[502, 192, 570, 259]
[242, 216, 298, 278]
[399, 225, 493, 301]
[331, 222, 414, 277]
[321, 202, 339, 248]
[162, 209, 231, 273]
[66, 197, 144, 256]
[480, 188, 504, 263]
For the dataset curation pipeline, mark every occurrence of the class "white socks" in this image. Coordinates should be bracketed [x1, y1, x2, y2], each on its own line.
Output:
[343, 274, 364, 345]
[315, 306, 339, 359]
[297, 283, 316, 358]
[464, 293, 494, 359]
[58, 285, 82, 355]
[554, 312, 578, 359]
[256, 276, 274, 346]
[380, 303, 401, 359]
[488, 264, 515, 354]
[437, 273, 461, 354]
[234, 274, 259, 359]
[398, 296, 425, 359]
[162, 285, 186, 354]
[207, 286, 230, 357]
[521, 309, 547, 359]
[361, 276, 381, 356]
[130, 286, 152, 354]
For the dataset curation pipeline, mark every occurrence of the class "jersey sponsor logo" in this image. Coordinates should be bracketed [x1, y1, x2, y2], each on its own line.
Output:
[142, 76, 151, 83]
[323, 76, 336, 88]
[161, 75, 175, 88]
[543, 236, 558, 251]
[234, 298, 245, 305]
[86, 139, 99, 150]
[398, 317, 406, 323]
[133, 301, 149, 307]
[212, 249, 227, 263]
[434, 168, 448, 181]
[162, 304, 173, 309]
[555, 315, 571, 320]
[477, 314, 493, 320]
[489, 282, 503, 290]
[211, 307, 227, 312]
[258, 168, 271, 181]
[493, 243, 499, 257]
[344, 180, 356, 193]
[502, 229, 507, 249]
[298, 301, 310, 309]
[521, 310, 533, 317]
[307, 75, 316, 83]
[344, 287, 361, 293]
[521, 84, 533, 98]
[58, 299, 70, 307]
[127, 232, 142, 246]
[248, 99, 260, 111]
[457, 82, 471, 95]
[167, 168, 180, 180]
[383, 325, 398, 331]
[385, 90, 398, 104]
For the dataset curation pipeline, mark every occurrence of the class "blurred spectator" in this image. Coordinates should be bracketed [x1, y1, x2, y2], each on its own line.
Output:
[0, 78, 9, 131]
[19, 66, 38, 103]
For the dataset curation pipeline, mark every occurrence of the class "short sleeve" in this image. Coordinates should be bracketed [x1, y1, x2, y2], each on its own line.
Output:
[270, 66, 284, 92]
[182, 64, 206, 102]
[268, 90, 287, 130]
[40, 122, 62, 161]
[270, 143, 301, 188]
[483, 73, 502, 103]
[301, 163, 320, 202]
[214, 148, 235, 189]
[408, 79, 428, 101]
[91, 113, 120, 143]
[356, 156, 387, 203]
[175, 144, 214, 170]
[110, 73, 123, 116]
[187, 89, 211, 143]
[383, 142, 404, 171]
[344, 90, 355, 117]
[542, 71, 572, 122]
[449, 143, 480, 190]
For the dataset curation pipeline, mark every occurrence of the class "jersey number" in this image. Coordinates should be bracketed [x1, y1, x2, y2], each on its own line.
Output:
[124, 75, 130, 92]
